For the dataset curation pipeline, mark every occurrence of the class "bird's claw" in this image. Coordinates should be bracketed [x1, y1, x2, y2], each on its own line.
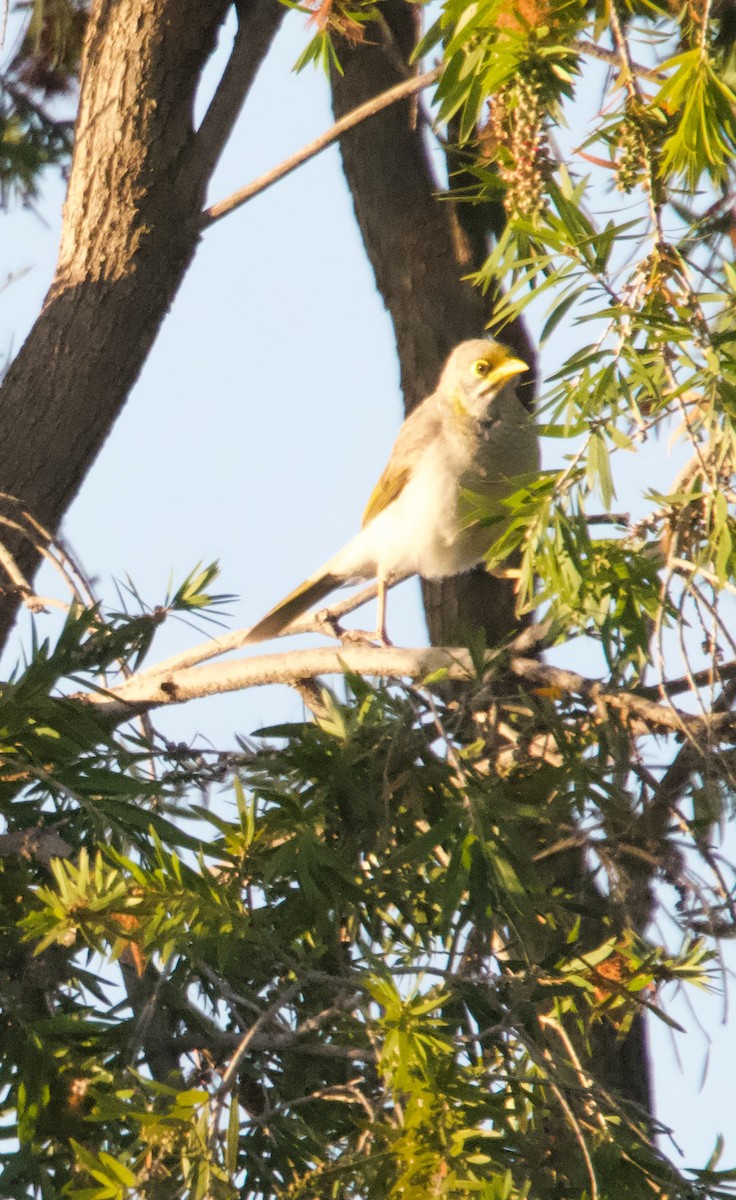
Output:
[339, 628, 392, 647]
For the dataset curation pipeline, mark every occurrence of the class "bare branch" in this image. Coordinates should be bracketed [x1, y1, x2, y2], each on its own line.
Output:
[135, 581, 384, 680]
[638, 659, 736, 700]
[0, 493, 93, 611]
[203, 65, 442, 226]
[188, 0, 284, 190]
[575, 37, 665, 80]
[210, 976, 307, 1151]
[71, 644, 736, 752]
[80, 645, 478, 715]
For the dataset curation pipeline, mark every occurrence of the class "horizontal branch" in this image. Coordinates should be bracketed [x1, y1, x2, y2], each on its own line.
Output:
[73, 645, 736, 746]
[0, 826, 72, 864]
[575, 37, 664, 80]
[638, 658, 736, 700]
[81, 645, 473, 715]
[202, 64, 442, 225]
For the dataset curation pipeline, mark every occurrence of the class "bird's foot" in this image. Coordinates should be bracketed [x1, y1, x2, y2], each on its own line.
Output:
[339, 628, 392, 648]
[315, 609, 354, 641]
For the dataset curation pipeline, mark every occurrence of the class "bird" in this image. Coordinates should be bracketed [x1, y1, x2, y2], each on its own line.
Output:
[245, 338, 538, 646]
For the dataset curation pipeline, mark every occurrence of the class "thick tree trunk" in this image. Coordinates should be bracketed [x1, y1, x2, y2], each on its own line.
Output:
[0, 0, 283, 643]
[330, 0, 653, 1115]
[330, 0, 537, 649]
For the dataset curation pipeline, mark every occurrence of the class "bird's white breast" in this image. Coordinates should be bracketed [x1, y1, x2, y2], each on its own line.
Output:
[328, 384, 538, 584]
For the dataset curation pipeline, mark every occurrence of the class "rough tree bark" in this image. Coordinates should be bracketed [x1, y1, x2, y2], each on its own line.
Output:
[0, 0, 283, 644]
[330, 0, 538, 650]
[329, 0, 652, 1114]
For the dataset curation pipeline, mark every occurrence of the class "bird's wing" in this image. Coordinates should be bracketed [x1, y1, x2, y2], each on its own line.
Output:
[361, 394, 442, 527]
[362, 464, 411, 527]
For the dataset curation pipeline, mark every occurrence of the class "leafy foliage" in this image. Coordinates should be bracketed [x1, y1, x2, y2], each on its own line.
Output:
[5, 0, 736, 1196]
[0, 584, 731, 1198]
[0, 0, 85, 207]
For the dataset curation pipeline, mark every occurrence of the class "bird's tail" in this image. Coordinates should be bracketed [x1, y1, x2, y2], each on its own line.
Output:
[245, 571, 342, 644]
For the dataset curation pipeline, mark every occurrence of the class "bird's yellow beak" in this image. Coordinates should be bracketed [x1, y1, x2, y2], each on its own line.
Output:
[488, 355, 529, 389]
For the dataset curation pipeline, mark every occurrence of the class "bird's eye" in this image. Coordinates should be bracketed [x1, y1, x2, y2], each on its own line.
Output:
[472, 359, 491, 378]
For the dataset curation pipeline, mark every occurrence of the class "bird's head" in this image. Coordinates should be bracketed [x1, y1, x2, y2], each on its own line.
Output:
[440, 338, 529, 420]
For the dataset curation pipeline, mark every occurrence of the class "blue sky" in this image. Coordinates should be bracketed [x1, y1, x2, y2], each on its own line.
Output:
[1, 6, 734, 1173]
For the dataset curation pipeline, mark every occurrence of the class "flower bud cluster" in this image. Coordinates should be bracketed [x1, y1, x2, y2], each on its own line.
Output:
[487, 76, 551, 220]
[615, 101, 666, 195]
[616, 107, 650, 193]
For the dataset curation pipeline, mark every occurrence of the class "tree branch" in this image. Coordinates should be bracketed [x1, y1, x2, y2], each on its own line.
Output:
[203, 64, 442, 226]
[188, 0, 284, 191]
[0, 0, 280, 649]
[72, 644, 736, 748]
[135, 581, 383, 680]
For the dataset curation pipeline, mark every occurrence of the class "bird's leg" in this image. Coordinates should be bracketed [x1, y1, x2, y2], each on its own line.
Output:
[376, 576, 392, 646]
[338, 576, 394, 646]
